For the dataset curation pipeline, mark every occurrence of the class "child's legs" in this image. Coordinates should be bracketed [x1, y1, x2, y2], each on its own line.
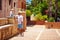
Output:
[18, 24, 23, 34]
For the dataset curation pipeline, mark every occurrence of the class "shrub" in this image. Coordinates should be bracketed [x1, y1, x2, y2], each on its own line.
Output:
[43, 15, 48, 20]
[34, 13, 42, 20]
[26, 10, 32, 17]
[48, 17, 55, 22]
[34, 13, 48, 21]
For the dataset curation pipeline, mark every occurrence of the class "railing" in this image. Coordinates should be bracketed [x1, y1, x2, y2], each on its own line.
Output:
[0, 18, 8, 26]
[0, 18, 18, 40]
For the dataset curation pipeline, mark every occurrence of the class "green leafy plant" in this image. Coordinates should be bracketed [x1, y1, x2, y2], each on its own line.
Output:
[48, 17, 55, 22]
[34, 13, 42, 20]
[26, 10, 32, 17]
[43, 15, 48, 20]
[34, 13, 48, 21]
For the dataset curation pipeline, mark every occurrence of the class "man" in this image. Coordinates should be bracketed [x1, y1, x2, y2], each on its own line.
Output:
[15, 11, 24, 36]
[10, 9, 14, 17]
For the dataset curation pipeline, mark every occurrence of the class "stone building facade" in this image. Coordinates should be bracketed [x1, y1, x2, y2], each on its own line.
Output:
[0, 0, 26, 18]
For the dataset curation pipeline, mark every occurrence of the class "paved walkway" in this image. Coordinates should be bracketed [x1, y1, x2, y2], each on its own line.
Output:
[9, 25, 60, 40]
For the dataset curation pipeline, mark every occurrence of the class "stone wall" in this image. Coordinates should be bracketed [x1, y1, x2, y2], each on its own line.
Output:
[0, 0, 26, 18]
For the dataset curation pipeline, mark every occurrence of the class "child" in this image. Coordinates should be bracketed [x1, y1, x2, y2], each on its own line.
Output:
[15, 11, 24, 36]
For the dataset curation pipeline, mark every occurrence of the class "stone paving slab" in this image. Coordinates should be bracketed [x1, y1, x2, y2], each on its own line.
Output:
[56, 29, 60, 33]
[9, 25, 45, 40]
[39, 29, 60, 40]
[9, 25, 60, 40]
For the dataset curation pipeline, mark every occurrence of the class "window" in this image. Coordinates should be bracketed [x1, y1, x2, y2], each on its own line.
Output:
[0, 0, 2, 10]
[9, 0, 12, 5]
[14, 2, 15, 7]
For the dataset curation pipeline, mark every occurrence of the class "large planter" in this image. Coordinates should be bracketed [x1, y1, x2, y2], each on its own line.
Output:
[27, 20, 45, 25]
[45, 22, 60, 29]
[36, 20, 45, 25]
[27, 21, 36, 25]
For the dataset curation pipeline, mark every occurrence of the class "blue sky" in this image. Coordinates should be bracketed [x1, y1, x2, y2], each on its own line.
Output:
[26, 0, 31, 3]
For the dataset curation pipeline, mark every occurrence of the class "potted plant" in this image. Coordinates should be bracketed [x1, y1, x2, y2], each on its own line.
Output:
[34, 13, 48, 25]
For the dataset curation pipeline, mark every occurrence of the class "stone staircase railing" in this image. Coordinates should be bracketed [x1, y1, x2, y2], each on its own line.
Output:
[0, 18, 18, 40]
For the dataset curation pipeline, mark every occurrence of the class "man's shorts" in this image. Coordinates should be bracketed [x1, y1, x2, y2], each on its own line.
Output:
[18, 24, 23, 28]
